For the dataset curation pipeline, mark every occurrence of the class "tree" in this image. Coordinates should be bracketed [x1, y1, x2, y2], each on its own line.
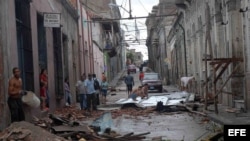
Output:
[126, 52, 134, 64]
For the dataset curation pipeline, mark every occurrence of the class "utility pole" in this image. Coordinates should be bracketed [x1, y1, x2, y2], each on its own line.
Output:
[128, 0, 132, 19]
[177, 22, 187, 76]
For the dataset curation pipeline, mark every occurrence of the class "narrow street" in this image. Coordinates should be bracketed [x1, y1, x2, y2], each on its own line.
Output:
[1, 0, 250, 140]
[76, 68, 222, 141]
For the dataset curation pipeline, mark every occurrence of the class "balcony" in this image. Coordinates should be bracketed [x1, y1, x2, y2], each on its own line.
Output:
[175, 0, 190, 9]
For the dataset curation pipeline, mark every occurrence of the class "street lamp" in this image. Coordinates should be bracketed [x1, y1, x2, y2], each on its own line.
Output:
[108, 0, 133, 19]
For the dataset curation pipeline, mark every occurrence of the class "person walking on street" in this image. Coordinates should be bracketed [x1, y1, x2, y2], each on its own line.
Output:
[76, 74, 87, 110]
[124, 71, 134, 96]
[100, 77, 109, 104]
[8, 67, 26, 123]
[93, 74, 101, 106]
[139, 71, 144, 85]
[85, 74, 96, 112]
[64, 77, 72, 107]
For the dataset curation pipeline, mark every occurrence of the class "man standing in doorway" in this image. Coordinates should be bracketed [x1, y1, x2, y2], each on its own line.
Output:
[8, 67, 26, 123]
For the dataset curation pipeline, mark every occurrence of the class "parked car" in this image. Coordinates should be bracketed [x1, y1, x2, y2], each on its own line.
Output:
[127, 64, 137, 73]
[142, 73, 163, 92]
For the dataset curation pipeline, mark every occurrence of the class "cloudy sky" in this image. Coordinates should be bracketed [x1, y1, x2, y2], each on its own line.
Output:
[116, 0, 159, 60]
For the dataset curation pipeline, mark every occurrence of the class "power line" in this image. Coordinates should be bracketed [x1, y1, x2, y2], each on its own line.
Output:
[92, 13, 177, 21]
[137, 0, 149, 14]
[121, 0, 127, 18]
[122, 24, 145, 27]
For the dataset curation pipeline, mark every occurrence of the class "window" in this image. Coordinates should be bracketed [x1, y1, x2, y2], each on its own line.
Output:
[15, 0, 34, 91]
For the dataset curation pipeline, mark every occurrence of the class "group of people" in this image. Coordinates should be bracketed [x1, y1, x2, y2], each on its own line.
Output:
[76, 73, 108, 112]
[40, 70, 109, 112]
[7, 66, 110, 124]
[124, 71, 148, 101]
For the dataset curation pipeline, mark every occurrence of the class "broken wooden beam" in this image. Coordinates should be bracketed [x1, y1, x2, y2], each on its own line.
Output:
[51, 125, 93, 134]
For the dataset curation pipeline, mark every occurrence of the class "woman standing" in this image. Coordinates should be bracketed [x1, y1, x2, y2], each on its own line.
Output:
[40, 69, 49, 108]
[40, 82, 47, 111]
[100, 78, 109, 104]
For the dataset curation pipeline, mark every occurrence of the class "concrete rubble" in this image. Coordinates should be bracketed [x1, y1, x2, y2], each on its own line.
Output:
[0, 105, 156, 141]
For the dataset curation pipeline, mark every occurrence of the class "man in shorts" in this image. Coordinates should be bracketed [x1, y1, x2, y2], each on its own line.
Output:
[124, 72, 134, 96]
[8, 67, 26, 123]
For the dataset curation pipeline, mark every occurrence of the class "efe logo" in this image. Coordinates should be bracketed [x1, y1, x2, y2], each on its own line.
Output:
[228, 129, 246, 136]
[224, 125, 250, 140]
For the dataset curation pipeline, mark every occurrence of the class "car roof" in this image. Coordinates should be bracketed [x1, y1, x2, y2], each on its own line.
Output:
[144, 72, 158, 75]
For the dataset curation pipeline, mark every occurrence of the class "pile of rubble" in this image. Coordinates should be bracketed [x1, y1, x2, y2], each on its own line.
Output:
[0, 121, 67, 141]
[0, 106, 153, 141]
[0, 93, 213, 141]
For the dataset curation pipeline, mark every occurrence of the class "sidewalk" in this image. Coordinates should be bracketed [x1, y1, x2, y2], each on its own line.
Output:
[205, 104, 250, 125]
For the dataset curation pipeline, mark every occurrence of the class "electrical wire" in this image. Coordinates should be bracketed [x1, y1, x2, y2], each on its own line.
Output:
[122, 24, 145, 27]
[137, 0, 149, 14]
[121, 0, 128, 18]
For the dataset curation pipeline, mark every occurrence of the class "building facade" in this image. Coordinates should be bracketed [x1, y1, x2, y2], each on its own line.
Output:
[147, 0, 250, 112]
[0, 0, 125, 130]
[0, 0, 81, 129]
[146, 0, 177, 84]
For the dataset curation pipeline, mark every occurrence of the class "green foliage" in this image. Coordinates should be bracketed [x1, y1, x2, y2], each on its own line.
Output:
[126, 52, 134, 63]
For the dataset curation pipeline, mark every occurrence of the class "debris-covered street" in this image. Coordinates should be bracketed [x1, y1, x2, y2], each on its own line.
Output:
[2, 0, 250, 140]
[0, 69, 223, 141]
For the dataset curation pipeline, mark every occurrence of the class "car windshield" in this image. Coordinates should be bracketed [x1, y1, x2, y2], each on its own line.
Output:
[143, 74, 159, 80]
[128, 65, 136, 69]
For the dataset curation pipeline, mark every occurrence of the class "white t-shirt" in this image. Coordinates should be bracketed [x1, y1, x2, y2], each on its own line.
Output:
[181, 76, 194, 87]
[76, 80, 87, 94]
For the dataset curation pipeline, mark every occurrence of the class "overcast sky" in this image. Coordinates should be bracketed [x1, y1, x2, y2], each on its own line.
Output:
[116, 0, 159, 60]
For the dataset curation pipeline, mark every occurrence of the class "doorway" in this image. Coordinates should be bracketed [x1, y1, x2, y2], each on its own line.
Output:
[53, 28, 63, 98]
[15, 0, 34, 91]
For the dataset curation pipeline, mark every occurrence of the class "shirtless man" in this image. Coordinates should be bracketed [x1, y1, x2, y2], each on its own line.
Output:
[8, 67, 25, 122]
[141, 84, 149, 98]
[129, 86, 145, 101]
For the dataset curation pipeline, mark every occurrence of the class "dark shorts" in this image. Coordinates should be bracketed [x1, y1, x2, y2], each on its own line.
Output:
[127, 84, 132, 91]
[129, 93, 137, 100]
[101, 89, 108, 96]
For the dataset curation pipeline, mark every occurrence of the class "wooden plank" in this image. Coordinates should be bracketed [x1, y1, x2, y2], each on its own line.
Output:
[129, 132, 150, 137]
[203, 57, 243, 62]
[214, 61, 230, 83]
[122, 132, 134, 137]
[214, 64, 241, 98]
[214, 62, 223, 71]
[101, 134, 127, 141]
[52, 125, 92, 133]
